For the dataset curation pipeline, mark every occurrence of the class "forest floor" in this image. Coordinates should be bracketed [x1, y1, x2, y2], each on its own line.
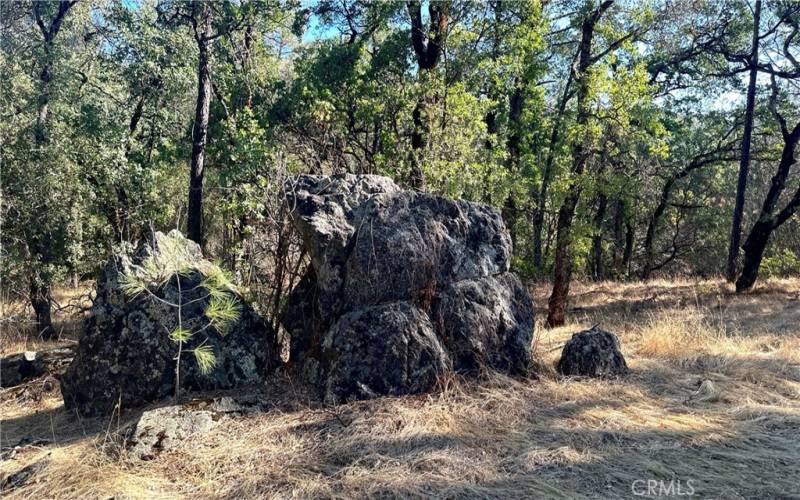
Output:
[2, 278, 799, 499]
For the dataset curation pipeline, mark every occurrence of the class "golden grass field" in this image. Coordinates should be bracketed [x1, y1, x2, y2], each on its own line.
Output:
[2, 278, 799, 498]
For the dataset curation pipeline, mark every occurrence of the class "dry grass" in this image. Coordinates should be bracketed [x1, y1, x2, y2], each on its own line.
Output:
[2, 278, 800, 498]
[0, 285, 91, 355]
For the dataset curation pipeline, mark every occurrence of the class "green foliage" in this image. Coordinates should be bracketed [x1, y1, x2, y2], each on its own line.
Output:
[205, 294, 242, 336]
[169, 326, 193, 344]
[4, 0, 800, 336]
[762, 249, 800, 278]
[192, 344, 218, 375]
[117, 232, 243, 388]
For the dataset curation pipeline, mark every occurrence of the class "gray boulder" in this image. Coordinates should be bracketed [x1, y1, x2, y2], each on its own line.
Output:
[430, 273, 534, 375]
[126, 396, 262, 460]
[61, 230, 278, 417]
[321, 302, 451, 404]
[283, 174, 535, 403]
[557, 327, 628, 378]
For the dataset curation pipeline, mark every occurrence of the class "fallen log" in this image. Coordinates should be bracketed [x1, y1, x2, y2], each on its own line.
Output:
[0, 347, 74, 388]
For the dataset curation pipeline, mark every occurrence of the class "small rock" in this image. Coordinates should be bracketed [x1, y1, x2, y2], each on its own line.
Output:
[688, 379, 721, 403]
[0, 456, 49, 491]
[126, 397, 259, 460]
[557, 327, 628, 378]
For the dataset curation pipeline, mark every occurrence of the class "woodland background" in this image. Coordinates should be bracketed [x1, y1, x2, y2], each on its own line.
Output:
[2, 0, 800, 335]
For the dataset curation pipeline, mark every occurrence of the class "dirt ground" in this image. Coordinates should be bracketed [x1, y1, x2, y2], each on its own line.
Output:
[1, 278, 799, 499]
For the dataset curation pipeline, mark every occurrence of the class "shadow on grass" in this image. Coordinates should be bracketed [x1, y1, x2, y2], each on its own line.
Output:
[2, 354, 799, 498]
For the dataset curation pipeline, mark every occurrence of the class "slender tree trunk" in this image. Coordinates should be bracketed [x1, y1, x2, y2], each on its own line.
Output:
[503, 86, 524, 250]
[188, 7, 212, 244]
[547, 1, 613, 327]
[29, 274, 55, 339]
[642, 178, 673, 280]
[726, 0, 761, 282]
[611, 198, 626, 276]
[29, 1, 76, 340]
[623, 219, 634, 276]
[533, 74, 573, 270]
[35, 60, 52, 144]
[736, 119, 800, 291]
[590, 192, 607, 281]
[32, 51, 56, 338]
[409, 100, 426, 189]
[406, 0, 449, 190]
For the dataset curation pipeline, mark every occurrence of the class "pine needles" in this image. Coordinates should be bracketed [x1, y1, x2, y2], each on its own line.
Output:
[117, 232, 242, 393]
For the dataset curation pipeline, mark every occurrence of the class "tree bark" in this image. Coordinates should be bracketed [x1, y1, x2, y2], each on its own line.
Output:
[736, 117, 800, 291]
[736, 217, 772, 292]
[547, 0, 613, 327]
[29, 0, 77, 340]
[726, 0, 761, 282]
[503, 86, 524, 249]
[32, 1, 75, 142]
[611, 198, 626, 277]
[642, 178, 674, 280]
[622, 219, 634, 275]
[589, 191, 607, 281]
[533, 73, 573, 270]
[188, 5, 213, 244]
[29, 275, 55, 339]
[406, 0, 449, 190]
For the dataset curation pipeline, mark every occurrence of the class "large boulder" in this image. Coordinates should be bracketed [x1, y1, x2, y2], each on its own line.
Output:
[557, 327, 628, 378]
[283, 174, 535, 403]
[320, 302, 452, 403]
[61, 230, 278, 416]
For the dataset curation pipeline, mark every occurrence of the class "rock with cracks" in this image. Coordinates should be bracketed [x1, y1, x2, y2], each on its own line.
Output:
[557, 327, 628, 378]
[283, 174, 535, 404]
[126, 396, 262, 460]
[60, 230, 278, 417]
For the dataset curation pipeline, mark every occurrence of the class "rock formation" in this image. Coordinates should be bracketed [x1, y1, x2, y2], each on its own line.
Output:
[60, 230, 278, 416]
[283, 174, 535, 403]
[557, 327, 628, 377]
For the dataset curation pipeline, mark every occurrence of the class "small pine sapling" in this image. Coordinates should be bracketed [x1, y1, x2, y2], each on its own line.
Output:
[118, 233, 242, 398]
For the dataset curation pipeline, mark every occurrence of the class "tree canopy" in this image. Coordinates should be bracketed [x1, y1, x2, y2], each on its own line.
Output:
[2, 0, 800, 334]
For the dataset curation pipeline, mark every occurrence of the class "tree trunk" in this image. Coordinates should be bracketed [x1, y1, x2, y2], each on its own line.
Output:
[590, 192, 607, 281]
[726, 0, 761, 282]
[642, 178, 673, 280]
[502, 86, 524, 249]
[623, 220, 634, 276]
[735, 217, 772, 292]
[533, 74, 573, 270]
[611, 199, 626, 276]
[409, 101, 426, 189]
[547, 1, 613, 327]
[29, 0, 77, 339]
[735, 117, 800, 291]
[29, 274, 55, 340]
[188, 7, 212, 244]
[406, 0, 449, 190]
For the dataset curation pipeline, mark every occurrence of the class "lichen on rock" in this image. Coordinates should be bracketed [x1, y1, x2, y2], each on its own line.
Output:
[283, 174, 536, 404]
[557, 327, 628, 378]
[60, 230, 278, 417]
